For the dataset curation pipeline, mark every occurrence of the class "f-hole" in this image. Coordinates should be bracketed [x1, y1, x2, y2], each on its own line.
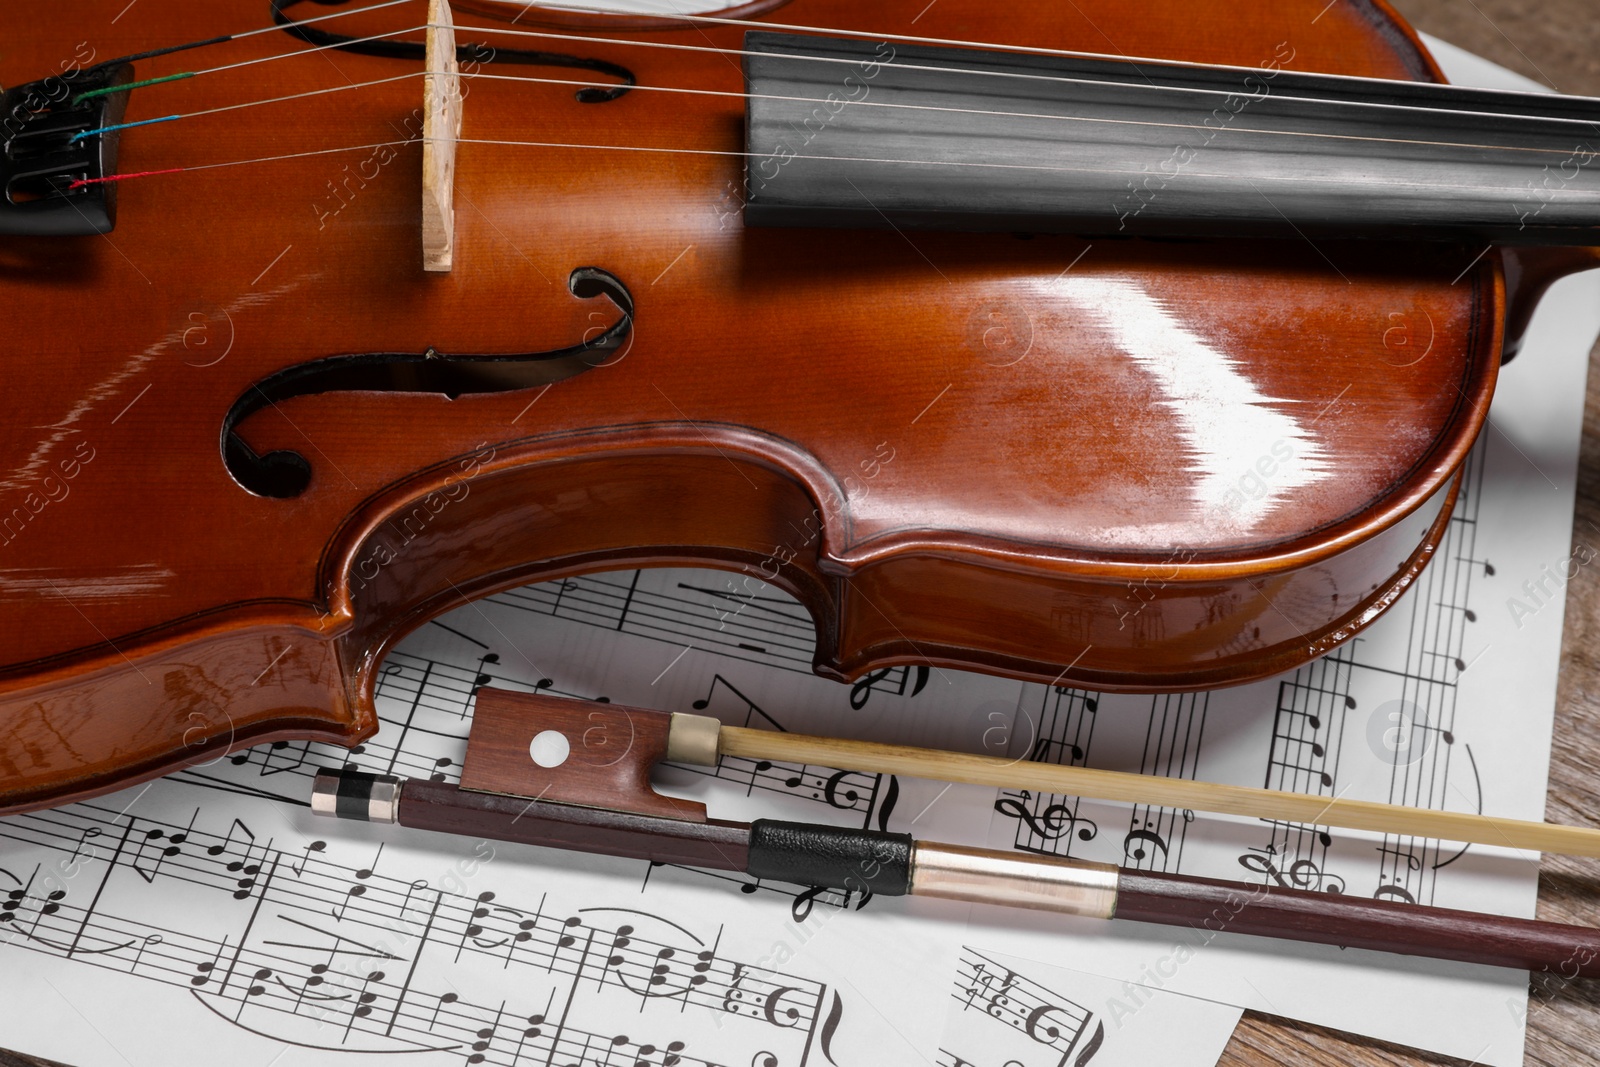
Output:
[222, 266, 633, 499]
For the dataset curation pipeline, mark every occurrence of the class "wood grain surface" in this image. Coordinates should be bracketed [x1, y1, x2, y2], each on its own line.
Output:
[2, 2, 1597, 1066]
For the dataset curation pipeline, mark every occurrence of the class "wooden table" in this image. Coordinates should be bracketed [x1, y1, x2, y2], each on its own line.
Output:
[3, 3, 1598, 1066]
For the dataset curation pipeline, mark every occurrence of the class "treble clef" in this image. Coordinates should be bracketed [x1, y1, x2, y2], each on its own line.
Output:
[791, 885, 825, 923]
[1287, 858, 1346, 895]
[994, 792, 1098, 844]
[848, 667, 894, 710]
[1237, 853, 1347, 894]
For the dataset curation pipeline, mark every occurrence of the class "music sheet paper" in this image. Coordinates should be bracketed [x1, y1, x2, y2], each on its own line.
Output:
[2, 30, 1596, 1067]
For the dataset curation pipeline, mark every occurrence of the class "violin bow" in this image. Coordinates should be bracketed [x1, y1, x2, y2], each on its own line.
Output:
[310, 690, 1600, 978]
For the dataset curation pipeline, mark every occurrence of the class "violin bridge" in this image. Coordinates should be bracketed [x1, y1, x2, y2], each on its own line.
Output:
[421, 0, 462, 272]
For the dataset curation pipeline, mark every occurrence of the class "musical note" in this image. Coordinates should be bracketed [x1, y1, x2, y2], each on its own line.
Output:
[948, 949, 1101, 1065]
[129, 933, 164, 973]
[68, 826, 103, 867]
[510, 1013, 544, 1062]
[1378, 845, 1423, 870]
[0, 415, 1538, 1065]
[791, 885, 825, 924]
[206, 818, 261, 899]
[190, 940, 227, 988]
[469, 652, 501, 703]
[428, 991, 459, 1027]
[0, 771, 835, 1067]
[131, 825, 186, 884]
[463, 998, 498, 1063]
[256, 739, 310, 777]
[1, 869, 66, 935]
[634, 1040, 689, 1066]
[454, 890, 498, 959]
[290, 840, 326, 876]
[246, 966, 273, 999]
[333, 845, 383, 921]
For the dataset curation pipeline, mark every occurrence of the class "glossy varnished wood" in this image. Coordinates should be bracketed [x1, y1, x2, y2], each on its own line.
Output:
[0, 0, 1549, 815]
[461, 688, 708, 821]
[399, 779, 752, 870]
[1116, 870, 1600, 978]
[2, 5, 1595, 1063]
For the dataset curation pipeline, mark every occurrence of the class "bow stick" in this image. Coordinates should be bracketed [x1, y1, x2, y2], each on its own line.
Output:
[310, 689, 1600, 978]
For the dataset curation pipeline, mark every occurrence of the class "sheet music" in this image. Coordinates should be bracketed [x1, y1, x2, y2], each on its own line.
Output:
[1, 32, 1595, 1067]
[937, 947, 1239, 1067]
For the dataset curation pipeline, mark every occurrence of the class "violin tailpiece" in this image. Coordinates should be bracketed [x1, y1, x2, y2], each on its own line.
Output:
[0, 63, 133, 236]
[421, 0, 462, 272]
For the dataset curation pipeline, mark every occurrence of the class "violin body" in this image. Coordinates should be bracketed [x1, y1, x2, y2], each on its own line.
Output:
[0, 0, 1590, 813]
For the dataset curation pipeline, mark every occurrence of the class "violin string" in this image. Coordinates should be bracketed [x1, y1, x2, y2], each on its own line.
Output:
[56, 0, 1600, 165]
[40, 0, 1600, 150]
[71, 74, 419, 146]
[70, 141, 414, 190]
[76, 25, 429, 108]
[62, 0, 1250, 97]
[461, 21, 1600, 132]
[90, 0, 417, 71]
[48, 1, 1600, 189]
[436, 134, 1571, 193]
[500, 0, 1344, 81]
[194, 27, 426, 77]
[67, 123, 1552, 198]
[68, 52, 1593, 169]
[68, 28, 429, 142]
[500, 0, 1598, 127]
[62, 0, 1476, 102]
[64, 1, 1600, 141]
[456, 69, 1594, 158]
[71, 19, 432, 109]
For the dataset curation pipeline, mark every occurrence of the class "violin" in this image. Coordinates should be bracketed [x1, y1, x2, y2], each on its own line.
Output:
[2, 0, 1598, 815]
